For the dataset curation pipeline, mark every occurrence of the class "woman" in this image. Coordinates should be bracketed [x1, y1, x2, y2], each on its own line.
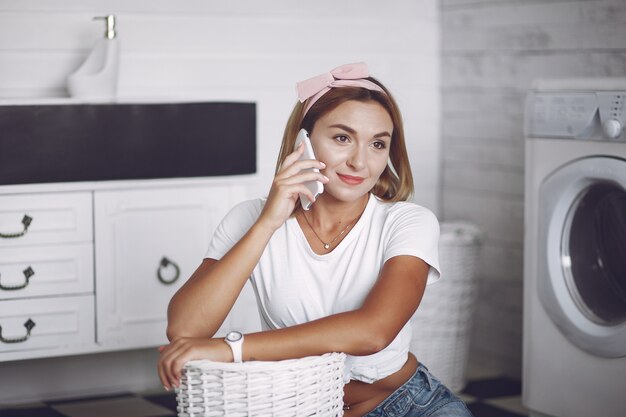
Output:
[158, 63, 472, 417]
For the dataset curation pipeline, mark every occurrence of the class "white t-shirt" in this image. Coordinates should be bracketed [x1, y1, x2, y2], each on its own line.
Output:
[205, 193, 441, 383]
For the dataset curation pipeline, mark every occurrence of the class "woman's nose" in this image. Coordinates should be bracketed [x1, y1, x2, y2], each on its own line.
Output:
[347, 146, 366, 170]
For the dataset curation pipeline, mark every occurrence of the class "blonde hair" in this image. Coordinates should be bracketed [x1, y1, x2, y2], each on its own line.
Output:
[275, 77, 413, 203]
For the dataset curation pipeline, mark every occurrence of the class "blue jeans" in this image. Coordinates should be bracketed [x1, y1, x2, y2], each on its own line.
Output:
[363, 363, 473, 417]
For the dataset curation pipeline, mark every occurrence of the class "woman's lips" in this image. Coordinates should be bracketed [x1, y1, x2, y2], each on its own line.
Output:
[337, 173, 365, 185]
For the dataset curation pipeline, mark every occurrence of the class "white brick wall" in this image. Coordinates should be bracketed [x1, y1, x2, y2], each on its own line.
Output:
[441, 0, 626, 377]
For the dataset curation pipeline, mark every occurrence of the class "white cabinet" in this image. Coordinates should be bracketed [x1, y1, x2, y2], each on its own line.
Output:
[94, 185, 234, 348]
[0, 192, 95, 361]
[0, 180, 257, 362]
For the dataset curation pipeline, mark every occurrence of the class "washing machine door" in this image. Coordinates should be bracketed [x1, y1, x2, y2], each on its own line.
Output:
[538, 156, 626, 357]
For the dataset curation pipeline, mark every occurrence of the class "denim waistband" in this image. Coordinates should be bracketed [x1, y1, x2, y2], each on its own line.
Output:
[362, 363, 471, 417]
[363, 363, 434, 415]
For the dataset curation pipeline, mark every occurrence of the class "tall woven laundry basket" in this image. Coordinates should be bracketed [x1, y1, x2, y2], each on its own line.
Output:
[176, 352, 346, 417]
[410, 222, 483, 392]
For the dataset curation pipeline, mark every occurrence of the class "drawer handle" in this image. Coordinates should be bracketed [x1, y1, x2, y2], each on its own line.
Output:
[0, 318, 36, 344]
[157, 257, 180, 285]
[0, 214, 33, 239]
[0, 266, 35, 291]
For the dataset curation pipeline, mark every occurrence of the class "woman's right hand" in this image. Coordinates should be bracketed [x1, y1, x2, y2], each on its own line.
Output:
[257, 142, 329, 231]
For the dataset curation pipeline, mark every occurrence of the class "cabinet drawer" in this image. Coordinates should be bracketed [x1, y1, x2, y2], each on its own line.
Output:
[0, 244, 94, 300]
[0, 295, 94, 355]
[94, 185, 233, 348]
[0, 192, 92, 247]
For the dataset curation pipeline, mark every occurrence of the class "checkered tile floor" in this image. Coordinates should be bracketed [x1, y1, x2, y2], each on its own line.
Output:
[0, 375, 527, 417]
[461, 376, 528, 416]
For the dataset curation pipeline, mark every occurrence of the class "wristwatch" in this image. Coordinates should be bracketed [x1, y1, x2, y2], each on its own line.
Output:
[224, 331, 244, 363]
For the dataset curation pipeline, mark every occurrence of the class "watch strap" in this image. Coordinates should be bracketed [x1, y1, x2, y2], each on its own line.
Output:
[225, 331, 244, 363]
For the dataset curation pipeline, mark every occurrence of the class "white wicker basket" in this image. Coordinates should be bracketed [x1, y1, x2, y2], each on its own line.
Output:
[176, 352, 346, 417]
[410, 222, 483, 392]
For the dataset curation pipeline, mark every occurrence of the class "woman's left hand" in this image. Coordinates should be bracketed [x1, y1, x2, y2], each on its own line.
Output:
[157, 337, 232, 390]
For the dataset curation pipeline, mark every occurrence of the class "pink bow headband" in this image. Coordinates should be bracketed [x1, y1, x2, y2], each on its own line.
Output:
[295, 62, 386, 115]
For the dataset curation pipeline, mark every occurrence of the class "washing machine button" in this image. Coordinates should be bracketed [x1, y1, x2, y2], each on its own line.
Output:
[603, 118, 623, 139]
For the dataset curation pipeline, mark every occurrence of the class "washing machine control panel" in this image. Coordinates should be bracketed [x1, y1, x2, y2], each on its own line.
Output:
[525, 91, 626, 142]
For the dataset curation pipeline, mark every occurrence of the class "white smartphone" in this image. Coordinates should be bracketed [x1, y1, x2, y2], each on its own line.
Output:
[294, 128, 324, 210]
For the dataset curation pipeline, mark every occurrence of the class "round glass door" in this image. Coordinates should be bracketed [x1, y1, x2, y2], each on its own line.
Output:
[563, 181, 626, 326]
[538, 156, 626, 357]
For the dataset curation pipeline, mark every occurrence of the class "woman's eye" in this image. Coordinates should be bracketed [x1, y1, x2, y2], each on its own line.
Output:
[334, 135, 350, 143]
[372, 141, 387, 150]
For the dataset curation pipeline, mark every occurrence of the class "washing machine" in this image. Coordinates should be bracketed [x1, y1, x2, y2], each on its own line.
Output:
[523, 78, 626, 417]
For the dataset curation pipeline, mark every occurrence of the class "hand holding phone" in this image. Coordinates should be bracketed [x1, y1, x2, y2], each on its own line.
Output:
[294, 129, 324, 210]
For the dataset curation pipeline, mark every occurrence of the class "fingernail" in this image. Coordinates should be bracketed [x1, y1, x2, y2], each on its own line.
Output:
[163, 385, 170, 391]
[323, 176, 329, 181]
[320, 162, 326, 167]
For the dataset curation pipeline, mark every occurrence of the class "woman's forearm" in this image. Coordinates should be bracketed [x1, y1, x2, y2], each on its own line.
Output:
[240, 309, 390, 361]
[166, 221, 275, 340]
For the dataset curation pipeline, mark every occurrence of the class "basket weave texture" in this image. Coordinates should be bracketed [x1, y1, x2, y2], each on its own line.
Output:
[410, 222, 483, 392]
[176, 352, 346, 417]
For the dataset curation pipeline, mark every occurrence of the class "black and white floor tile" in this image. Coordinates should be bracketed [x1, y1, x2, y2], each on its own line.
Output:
[0, 375, 528, 417]
[461, 376, 528, 417]
[0, 391, 177, 417]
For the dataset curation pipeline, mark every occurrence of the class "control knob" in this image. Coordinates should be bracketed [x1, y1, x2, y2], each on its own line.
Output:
[602, 118, 623, 139]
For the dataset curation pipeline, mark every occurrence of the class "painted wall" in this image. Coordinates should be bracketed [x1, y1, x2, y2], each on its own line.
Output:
[441, 0, 626, 377]
[0, 0, 440, 402]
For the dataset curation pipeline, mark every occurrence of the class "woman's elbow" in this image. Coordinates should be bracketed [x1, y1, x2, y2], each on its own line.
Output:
[165, 302, 197, 341]
[165, 301, 182, 341]
[166, 302, 218, 341]
[356, 328, 393, 356]
[362, 338, 387, 356]
[165, 317, 186, 341]
[165, 327, 177, 342]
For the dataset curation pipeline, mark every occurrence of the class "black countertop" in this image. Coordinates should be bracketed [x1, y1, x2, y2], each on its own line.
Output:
[0, 102, 256, 186]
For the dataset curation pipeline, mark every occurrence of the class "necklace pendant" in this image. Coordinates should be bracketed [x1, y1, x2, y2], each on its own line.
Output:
[324, 243, 330, 250]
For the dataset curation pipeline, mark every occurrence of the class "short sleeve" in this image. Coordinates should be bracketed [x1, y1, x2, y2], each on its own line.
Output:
[383, 204, 441, 284]
[204, 199, 264, 260]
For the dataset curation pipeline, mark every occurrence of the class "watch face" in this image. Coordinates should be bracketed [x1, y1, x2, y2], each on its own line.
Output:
[226, 331, 242, 342]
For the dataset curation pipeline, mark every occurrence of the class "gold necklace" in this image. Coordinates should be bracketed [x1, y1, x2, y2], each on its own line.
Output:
[302, 211, 357, 250]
